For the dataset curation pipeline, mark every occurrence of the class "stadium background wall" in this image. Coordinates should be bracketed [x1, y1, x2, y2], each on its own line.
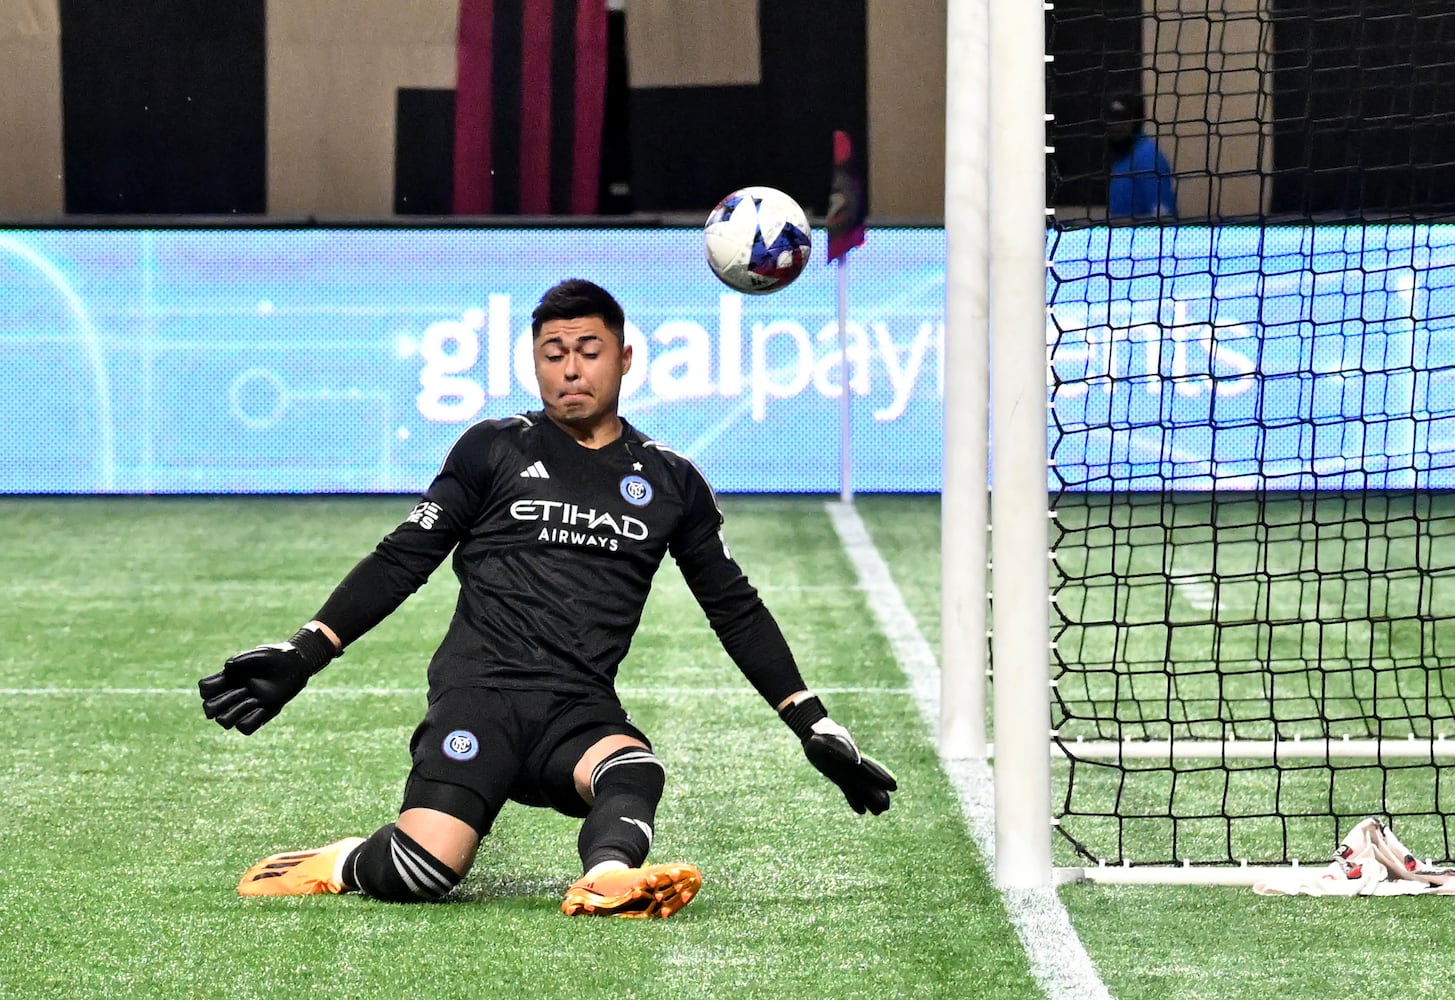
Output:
[0, 0, 909, 219]
[3, 1, 1416, 223]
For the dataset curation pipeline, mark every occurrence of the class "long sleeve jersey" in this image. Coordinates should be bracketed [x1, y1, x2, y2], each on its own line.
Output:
[313, 411, 806, 705]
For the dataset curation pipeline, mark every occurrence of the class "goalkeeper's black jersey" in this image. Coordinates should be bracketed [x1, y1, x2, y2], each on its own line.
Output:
[315, 411, 803, 703]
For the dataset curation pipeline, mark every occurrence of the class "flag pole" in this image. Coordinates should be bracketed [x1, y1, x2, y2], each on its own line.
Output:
[826, 128, 866, 504]
[838, 255, 852, 504]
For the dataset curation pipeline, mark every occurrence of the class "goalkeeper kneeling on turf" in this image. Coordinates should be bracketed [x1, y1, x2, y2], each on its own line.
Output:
[198, 279, 896, 918]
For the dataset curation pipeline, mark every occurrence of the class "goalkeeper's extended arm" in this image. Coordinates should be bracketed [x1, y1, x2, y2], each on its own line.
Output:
[200, 494, 463, 735]
[199, 623, 340, 735]
[779, 691, 897, 815]
[667, 473, 896, 813]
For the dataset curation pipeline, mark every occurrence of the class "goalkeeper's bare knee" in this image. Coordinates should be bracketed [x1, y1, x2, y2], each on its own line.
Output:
[343, 824, 463, 902]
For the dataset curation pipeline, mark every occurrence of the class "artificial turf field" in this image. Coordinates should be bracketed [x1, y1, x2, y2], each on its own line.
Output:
[3, 494, 1455, 1000]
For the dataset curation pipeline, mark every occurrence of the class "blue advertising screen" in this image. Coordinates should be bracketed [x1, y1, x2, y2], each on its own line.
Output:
[4, 224, 1455, 494]
[1049, 226, 1455, 491]
[0, 228, 944, 494]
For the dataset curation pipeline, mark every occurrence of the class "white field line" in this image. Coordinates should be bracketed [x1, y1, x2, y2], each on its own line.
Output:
[0, 685, 906, 699]
[826, 501, 1112, 1000]
[1170, 575, 1223, 613]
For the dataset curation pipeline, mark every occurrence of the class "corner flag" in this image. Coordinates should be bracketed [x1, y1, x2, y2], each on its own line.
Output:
[827, 128, 866, 503]
[826, 129, 867, 263]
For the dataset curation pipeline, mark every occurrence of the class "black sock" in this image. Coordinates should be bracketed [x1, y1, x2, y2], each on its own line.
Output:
[343, 824, 462, 902]
[576, 747, 666, 872]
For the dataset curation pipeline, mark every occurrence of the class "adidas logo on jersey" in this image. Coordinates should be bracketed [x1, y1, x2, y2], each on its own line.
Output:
[519, 461, 550, 479]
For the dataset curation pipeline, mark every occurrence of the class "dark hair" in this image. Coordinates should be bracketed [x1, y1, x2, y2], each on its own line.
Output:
[531, 279, 626, 341]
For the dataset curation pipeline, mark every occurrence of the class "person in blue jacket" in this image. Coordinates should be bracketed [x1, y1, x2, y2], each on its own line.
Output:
[1106, 92, 1177, 220]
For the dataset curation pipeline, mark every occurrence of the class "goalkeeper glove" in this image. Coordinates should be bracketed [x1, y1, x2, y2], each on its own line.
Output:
[779, 693, 897, 815]
[199, 626, 338, 735]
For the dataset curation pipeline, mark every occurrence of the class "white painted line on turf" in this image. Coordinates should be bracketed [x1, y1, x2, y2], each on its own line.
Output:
[825, 500, 1112, 1000]
[0, 685, 908, 699]
[1170, 575, 1222, 613]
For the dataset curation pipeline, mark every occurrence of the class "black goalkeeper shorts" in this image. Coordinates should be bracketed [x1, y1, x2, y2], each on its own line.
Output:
[399, 685, 650, 835]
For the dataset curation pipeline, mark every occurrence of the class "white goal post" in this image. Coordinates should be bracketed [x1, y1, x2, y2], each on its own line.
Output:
[941, 0, 1052, 890]
[941, 0, 1455, 889]
[938, 0, 990, 766]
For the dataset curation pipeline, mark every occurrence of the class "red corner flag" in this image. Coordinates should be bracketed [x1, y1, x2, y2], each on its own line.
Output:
[826, 129, 867, 263]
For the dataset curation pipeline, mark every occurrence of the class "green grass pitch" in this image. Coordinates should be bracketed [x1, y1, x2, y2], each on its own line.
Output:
[0, 496, 1029, 999]
[6, 495, 1455, 1000]
[856, 494, 1455, 1000]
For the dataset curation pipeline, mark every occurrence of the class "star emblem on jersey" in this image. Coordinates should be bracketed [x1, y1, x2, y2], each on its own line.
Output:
[632, 462, 643, 471]
[619, 475, 652, 507]
[519, 461, 550, 479]
[442, 729, 479, 761]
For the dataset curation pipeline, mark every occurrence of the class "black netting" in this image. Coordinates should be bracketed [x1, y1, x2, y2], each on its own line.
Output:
[1046, 3, 1455, 866]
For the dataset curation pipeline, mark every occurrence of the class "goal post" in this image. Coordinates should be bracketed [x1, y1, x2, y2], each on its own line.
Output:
[987, 0, 1053, 889]
[956, 2, 1455, 886]
[939, 0, 991, 764]
[940, 0, 1054, 889]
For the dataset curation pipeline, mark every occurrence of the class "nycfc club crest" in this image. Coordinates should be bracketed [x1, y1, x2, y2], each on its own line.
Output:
[619, 475, 653, 507]
[443, 730, 479, 761]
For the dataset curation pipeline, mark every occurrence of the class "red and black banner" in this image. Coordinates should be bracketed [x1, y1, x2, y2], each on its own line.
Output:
[454, 0, 608, 215]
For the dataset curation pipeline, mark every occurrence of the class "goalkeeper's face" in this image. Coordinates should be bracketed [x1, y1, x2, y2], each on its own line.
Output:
[533, 316, 633, 429]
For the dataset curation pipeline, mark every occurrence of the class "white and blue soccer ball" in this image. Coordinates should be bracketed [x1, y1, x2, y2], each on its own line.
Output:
[703, 186, 813, 295]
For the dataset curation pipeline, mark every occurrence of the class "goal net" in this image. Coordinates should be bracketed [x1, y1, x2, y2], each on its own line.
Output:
[1043, 2, 1455, 876]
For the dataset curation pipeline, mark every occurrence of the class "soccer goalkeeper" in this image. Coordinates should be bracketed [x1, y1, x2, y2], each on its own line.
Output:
[199, 279, 896, 918]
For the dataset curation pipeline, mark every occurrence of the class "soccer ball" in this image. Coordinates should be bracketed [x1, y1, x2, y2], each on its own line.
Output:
[703, 186, 813, 294]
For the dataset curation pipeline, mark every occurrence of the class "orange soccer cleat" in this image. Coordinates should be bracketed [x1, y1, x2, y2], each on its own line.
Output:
[237, 837, 366, 897]
[561, 862, 703, 919]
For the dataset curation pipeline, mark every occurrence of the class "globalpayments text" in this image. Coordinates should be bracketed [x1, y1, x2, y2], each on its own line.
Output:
[412, 294, 943, 423]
